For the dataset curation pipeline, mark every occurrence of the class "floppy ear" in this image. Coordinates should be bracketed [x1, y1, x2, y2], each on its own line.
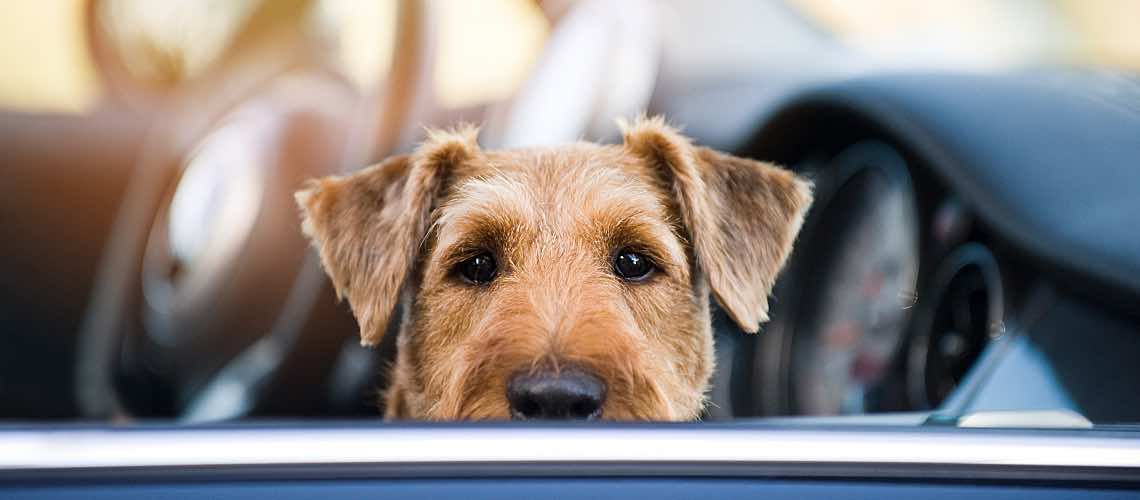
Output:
[621, 117, 812, 333]
[296, 126, 480, 345]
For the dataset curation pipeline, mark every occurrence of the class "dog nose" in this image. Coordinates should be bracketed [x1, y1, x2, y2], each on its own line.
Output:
[507, 370, 606, 420]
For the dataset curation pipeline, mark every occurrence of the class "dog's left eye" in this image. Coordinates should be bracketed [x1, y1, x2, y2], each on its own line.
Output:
[613, 249, 655, 281]
[457, 252, 497, 284]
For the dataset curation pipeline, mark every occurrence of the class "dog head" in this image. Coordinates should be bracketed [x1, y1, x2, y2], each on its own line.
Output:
[296, 117, 811, 420]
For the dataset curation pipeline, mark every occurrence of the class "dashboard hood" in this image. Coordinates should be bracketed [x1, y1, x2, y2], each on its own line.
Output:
[748, 71, 1140, 302]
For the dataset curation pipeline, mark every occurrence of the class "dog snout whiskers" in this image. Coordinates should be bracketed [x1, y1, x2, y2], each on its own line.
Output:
[506, 369, 605, 420]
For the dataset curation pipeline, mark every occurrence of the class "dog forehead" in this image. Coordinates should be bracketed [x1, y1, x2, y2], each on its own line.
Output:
[427, 144, 682, 265]
[481, 144, 646, 192]
[444, 145, 664, 223]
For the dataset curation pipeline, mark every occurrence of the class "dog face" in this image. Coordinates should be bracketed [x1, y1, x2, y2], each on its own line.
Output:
[296, 117, 811, 421]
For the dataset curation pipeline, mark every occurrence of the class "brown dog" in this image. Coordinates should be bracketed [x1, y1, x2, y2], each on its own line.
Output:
[296, 117, 811, 421]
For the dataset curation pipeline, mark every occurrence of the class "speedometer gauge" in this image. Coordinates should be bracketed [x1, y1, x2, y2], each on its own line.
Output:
[759, 141, 920, 416]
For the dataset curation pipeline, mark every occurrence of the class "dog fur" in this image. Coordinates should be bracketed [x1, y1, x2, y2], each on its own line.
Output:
[296, 117, 812, 420]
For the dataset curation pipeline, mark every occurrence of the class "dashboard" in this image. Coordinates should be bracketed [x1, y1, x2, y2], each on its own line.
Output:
[710, 72, 1140, 423]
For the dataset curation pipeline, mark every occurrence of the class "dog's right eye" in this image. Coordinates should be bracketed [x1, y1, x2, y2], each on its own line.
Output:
[457, 252, 497, 285]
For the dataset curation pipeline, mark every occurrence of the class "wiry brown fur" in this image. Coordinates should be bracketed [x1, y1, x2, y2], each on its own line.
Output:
[296, 117, 812, 421]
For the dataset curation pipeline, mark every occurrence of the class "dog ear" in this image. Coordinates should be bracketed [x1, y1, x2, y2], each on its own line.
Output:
[620, 116, 812, 333]
[296, 126, 480, 345]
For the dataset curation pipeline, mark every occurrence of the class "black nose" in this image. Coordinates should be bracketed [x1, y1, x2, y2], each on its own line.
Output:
[507, 370, 606, 420]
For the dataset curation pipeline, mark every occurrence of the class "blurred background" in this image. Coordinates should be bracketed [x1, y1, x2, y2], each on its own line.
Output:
[1, 0, 1138, 424]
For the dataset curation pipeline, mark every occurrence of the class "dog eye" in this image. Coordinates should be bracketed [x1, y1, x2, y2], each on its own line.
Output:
[457, 252, 497, 284]
[613, 249, 655, 281]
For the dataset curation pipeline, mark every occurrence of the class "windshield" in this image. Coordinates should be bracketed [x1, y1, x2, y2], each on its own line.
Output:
[1, 0, 1138, 431]
[792, 0, 1139, 71]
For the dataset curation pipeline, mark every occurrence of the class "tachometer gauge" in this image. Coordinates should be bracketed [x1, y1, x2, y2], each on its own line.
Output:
[758, 141, 920, 416]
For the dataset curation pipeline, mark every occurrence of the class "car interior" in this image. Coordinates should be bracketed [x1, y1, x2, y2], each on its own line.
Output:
[4, 0, 1140, 426]
[2, 0, 1139, 497]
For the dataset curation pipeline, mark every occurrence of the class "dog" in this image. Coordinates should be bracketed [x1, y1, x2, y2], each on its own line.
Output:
[295, 117, 812, 420]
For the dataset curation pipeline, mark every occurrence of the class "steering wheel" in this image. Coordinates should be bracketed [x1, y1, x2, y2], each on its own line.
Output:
[75, 0, 430, 421]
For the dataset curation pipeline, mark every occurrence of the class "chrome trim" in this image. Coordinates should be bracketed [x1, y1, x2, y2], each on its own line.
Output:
[1, 427, 1138, 470]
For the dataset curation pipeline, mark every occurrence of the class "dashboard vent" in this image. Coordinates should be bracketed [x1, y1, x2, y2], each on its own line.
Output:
[909, 243, 1004, 409]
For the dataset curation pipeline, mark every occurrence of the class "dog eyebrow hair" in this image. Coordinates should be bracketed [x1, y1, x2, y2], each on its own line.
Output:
[598, 212, 686, 276]
[431, 173, 539, 266]
[433, 210, 527, 270]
